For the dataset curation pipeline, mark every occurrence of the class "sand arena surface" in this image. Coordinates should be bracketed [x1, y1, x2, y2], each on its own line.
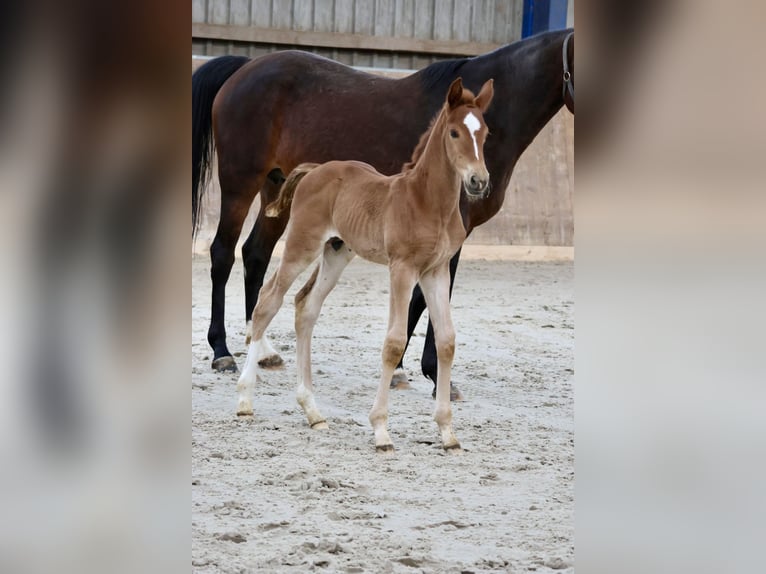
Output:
[192, 253, 573, 573]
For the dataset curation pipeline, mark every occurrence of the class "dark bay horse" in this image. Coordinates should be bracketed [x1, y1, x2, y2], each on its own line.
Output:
[192, 29, 574, 397]
[237, 79, 493, 452]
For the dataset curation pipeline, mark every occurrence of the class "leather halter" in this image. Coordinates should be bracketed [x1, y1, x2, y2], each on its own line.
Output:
[562, 32, 574, 104]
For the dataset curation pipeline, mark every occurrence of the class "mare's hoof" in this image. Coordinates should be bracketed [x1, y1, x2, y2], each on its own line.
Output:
[389, 369, 411, 390]
[212, 356, 238, 372]
[443, 443, 463, 455]
[310, 420, 329, 430]
[257, 354, 284, 368]
[375, 444, 395, 454]
[431, 385, 465, 402]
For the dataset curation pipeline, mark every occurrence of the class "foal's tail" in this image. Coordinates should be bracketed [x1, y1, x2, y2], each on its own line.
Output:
[192, 55, 250, 237]
[265, 163, 320, 217]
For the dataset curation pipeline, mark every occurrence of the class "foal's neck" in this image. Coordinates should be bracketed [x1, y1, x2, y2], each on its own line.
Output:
[408, 112, 462, 217]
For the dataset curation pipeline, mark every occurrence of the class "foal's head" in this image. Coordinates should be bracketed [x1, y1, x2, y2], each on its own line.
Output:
[443, 77, 494, 198]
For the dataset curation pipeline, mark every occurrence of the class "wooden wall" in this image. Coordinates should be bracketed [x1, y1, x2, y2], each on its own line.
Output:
[192, 0, 524, 68]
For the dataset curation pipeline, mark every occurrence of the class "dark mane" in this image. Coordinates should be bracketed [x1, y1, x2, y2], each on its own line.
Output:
[417, 57, 469, 90]
[402, 89, 477, 171]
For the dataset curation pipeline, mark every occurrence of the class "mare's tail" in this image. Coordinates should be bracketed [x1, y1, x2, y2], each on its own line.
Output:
[265, 163, 320, 217]
[192, 55, 250, 236]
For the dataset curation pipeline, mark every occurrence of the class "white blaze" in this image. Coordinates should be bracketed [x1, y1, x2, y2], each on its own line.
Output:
[463, 112, 481, 160]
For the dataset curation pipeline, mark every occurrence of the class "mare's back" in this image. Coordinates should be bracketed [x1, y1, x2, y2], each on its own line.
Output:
[216, 52, 434, 175]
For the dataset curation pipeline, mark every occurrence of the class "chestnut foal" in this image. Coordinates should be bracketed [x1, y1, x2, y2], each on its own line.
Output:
[236, 78, 493, 453]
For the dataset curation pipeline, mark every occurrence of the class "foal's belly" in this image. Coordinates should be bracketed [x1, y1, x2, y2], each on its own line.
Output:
[342, 236, 389, 266]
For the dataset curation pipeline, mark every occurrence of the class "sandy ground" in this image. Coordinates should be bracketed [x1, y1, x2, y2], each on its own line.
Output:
[192, 252, 574, 573]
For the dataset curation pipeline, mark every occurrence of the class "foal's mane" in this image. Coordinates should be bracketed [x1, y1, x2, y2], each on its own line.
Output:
[402, 89, 477, 171]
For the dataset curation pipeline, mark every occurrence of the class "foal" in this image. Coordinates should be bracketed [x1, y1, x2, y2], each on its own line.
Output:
[236, 78, 493, 453]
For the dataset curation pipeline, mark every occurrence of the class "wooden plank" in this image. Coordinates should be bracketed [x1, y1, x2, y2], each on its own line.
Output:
[334, 0, 354, 33]
[394, 0, 414, 37]
[413, 0, 434, 68]
[393, 0, 415, 68]
[452, 0, 471, 42]
[413, 0, 433, 39]
[354, 0, 375, 66]
[313, 0, 335, 32]
[208, 0, 230, 25]
[512, 0, 524, 42]
[433, 0, 453, 41]
[492, 0, 514, 43]
[471, 0, 494, 42]
[373, 0, 396, 67]
[192, 0, 206, 23]
[191, 23, 504, 56]
[293, 0, 314, 31]
[230, 0, 251, 26]
[272, 0, 293, 29]
[192, 38, 208, 55]
[375, 0, 395, 36]
[354, 0, 374, 34]
[251, 0, 273, 26]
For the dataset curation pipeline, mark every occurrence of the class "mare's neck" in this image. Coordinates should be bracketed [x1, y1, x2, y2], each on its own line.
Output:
[467, 30, 569, 165]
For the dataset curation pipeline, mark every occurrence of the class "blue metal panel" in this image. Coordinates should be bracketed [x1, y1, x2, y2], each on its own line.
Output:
[548, 0, 569, 30]
[522, 0, 569, 38]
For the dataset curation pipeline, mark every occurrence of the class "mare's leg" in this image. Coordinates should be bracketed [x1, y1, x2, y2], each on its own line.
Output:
[388, 283, 426, 390]
[369, 264, 419, 452]
[208, 172, 266, 372]
[242, 175, 289, 349]
[418, 264, 461, 453]
[236, 236, 323, 416]
[294, 241, 356, 429]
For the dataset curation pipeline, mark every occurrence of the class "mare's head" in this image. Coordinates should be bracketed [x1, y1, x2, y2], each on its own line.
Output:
[442, 77, 494, 198]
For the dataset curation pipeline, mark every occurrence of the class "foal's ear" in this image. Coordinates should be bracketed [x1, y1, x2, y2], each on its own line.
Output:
[475, 79, 494, 112]
[447, 78, 464, 109]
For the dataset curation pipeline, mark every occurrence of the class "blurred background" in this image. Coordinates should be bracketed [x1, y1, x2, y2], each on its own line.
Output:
[191, 0, 575, 250]
[0, 0, 764, 572]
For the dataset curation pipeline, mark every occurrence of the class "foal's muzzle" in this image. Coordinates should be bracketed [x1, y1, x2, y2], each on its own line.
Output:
[464, 174, 489, 198]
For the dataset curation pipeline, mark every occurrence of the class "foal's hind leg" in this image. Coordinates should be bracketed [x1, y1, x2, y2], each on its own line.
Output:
[418, 264, 461, 453]
[369, 264, 419, 452]
[294, 241, 355, 429]
[236, 239, 323, 416]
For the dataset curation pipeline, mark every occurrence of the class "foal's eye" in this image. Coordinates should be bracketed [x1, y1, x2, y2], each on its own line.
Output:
[449, 129, 459, 138]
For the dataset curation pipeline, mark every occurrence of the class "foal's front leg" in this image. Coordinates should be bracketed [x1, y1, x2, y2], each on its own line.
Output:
[418, 264, 461, 453]
[392, 248, 464, 401]
[369, 264, 419, 452]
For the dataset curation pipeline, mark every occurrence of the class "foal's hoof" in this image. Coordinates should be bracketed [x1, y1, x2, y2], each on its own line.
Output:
[443, 443, 463, 455]
[212, 356, 238, 372]
[257, 354, 284, 368]
[236, 401, 254, 417]
[389, 368, 411, 390]
[310, 420, 329, 430]
[375, 444, 395, 454]
[431, 385, 465, 402]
